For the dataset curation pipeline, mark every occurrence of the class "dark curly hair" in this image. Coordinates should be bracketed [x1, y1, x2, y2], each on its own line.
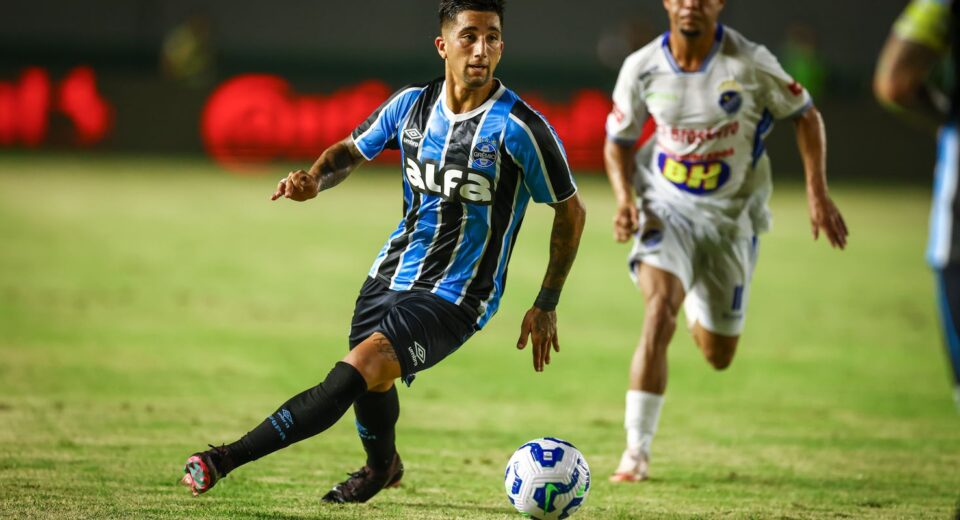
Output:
[438, 0, 505, 27]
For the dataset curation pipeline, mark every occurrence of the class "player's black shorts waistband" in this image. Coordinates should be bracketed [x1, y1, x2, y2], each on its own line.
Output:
[349, 277, 478, 386]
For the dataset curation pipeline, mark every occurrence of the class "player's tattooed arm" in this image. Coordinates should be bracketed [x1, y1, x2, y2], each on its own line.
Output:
[271, 136, 367, 201]
[542, 193, 587, 292]
[309, 136, 367, 192]
[516, 193, 586, 372]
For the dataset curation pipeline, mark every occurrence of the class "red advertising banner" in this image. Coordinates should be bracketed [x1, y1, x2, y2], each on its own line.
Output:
[201, 74, 621, 170]
[2, 67, 649, 171]
[0, 67, 112, 147]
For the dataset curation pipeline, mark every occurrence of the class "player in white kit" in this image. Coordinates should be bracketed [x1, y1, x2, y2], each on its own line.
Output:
[604, 0, 849, 482]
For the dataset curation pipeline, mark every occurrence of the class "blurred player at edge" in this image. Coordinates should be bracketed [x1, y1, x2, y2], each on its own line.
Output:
[179, 0, 586, 504]
[875, 0, 960, 417]
[604, 0, 848, 482]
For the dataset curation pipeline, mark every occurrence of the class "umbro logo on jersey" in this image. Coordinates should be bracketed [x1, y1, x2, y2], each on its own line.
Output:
[403, 128, 423, 148]
[404, 157, 494, 205]
[408, 341, 427, 366]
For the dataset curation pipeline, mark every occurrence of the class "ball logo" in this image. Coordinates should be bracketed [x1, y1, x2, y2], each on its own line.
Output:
[471, 136, 499, 169]
[405, 157, 494, 205]
[657, 153, 731, 194]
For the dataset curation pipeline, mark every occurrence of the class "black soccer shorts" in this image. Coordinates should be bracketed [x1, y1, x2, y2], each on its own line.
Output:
[348, 276, 477, 385]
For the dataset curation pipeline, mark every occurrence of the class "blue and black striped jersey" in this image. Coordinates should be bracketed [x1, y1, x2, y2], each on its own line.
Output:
[351, 78, 577, 329]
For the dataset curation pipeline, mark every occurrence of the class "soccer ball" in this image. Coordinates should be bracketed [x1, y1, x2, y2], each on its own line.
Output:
[503, 437, 591, 520]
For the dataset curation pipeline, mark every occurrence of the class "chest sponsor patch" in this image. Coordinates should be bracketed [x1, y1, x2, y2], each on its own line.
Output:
[657, 152, 731, 194]
[405, 157, 494, 205]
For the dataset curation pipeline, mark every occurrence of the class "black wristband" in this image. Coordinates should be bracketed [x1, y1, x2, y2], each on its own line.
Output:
[533, 286, 561, 312]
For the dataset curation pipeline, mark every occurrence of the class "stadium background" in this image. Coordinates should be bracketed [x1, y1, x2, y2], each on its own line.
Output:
[3, 1, 959, 519]
[0, 0, 932, 176]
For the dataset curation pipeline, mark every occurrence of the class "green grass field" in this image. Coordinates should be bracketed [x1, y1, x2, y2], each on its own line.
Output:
[0, 154, 958, 519]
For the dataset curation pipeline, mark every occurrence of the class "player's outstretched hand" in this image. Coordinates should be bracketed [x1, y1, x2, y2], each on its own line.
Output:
[516, 307, 560, 373]
[808, 193, 848, 249]
[612, 201, 639, 243]
[271, 169, 319, 202]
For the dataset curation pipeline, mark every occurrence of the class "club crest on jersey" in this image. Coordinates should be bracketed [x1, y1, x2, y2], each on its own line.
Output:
[471, 136, 499, 169]
[717, 79, 743, 115]
[657, 153, 731, 195]
[404, 157, 494, 205]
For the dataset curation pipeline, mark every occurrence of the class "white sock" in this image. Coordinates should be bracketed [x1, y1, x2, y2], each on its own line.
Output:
[625, 390, 664, 455]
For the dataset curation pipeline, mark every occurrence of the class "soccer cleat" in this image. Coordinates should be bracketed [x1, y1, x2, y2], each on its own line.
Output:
[180, 445, 233, 496]
[321, 453, 404, 504]
[608, 447, 649, 483]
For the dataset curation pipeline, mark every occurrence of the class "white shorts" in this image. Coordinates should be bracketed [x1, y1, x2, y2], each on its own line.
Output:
[628, 206, 759, 336]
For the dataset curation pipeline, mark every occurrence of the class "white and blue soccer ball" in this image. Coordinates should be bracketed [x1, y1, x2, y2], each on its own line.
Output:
[503, 437, 591, 520]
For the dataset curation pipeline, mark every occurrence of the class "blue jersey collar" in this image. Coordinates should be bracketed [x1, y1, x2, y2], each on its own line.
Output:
[661, 24, 724, 74]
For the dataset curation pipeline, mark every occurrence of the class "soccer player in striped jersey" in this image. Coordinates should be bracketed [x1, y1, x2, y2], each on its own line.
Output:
[604, 0, 848, 482]
[178, 0, 586, 504]
[875, 0, 960, 417]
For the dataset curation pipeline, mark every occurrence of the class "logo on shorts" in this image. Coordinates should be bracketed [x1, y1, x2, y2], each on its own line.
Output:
[640, 228, 663, 248]
[408, 341, 427, 366]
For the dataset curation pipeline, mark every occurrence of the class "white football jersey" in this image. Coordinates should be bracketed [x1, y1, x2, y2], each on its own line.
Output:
[606, 25, 812, 238]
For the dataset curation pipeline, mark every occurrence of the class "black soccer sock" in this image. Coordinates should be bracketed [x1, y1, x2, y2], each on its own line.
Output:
[353, 385, 400, 470]
[224, 361, 368, 471]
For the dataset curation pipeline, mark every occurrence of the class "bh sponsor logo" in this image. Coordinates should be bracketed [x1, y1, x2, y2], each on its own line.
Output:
[404, 157, 494, 205]
[657, 153, 731, 194]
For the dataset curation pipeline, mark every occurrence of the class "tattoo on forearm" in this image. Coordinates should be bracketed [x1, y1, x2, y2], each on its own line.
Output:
[543, 200, 585, 291]
[313, 140, 364, 192]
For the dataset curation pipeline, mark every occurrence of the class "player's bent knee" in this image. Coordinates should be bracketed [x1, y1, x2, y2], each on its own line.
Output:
[342, 334, 403, 389]
[697, 330, 739, 370]
[707, 350, 735, 370]
[368, 381, 395, 393]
